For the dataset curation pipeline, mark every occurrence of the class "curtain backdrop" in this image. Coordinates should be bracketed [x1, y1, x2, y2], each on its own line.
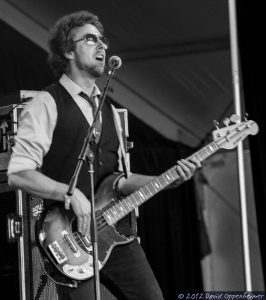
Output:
[128, 120, 204, 298]
[0, 20, 204, 299]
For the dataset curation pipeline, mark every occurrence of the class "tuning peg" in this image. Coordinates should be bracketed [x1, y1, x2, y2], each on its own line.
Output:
[243, 113, 249, 121]
[213, 120, 220, 129]
[223, 117, 230, 127]
[230, 114, 240, 123]
[0, 120, 8, 129]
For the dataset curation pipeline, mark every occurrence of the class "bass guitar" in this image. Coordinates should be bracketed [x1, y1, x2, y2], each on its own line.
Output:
[36, 116, 258, 281]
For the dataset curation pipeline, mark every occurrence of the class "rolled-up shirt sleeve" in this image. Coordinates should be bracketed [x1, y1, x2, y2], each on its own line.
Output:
[7, 91, 57, 175]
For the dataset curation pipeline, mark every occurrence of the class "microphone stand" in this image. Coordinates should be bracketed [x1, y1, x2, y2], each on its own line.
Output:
[66, 64, 118, 300]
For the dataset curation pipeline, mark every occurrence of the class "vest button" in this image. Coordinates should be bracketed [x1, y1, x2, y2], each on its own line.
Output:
[98, 161, 103, 167]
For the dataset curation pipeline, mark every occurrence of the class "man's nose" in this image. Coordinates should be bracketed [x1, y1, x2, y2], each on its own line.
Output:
[97, 39, 108, 50]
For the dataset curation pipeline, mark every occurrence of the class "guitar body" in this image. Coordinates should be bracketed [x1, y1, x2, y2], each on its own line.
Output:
[37, 173, 134, 281]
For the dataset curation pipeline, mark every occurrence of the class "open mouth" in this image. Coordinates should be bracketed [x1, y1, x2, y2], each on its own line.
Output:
[95, 54, 105, 62]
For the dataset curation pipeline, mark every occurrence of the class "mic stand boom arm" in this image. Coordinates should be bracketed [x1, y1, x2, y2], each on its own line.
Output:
[66, 65, 118, 300]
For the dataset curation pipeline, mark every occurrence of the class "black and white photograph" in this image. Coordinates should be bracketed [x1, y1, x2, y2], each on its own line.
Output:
[0, 1, 265, 299]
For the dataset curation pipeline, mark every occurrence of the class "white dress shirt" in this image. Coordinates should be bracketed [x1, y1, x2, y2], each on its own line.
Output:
[7, 74, 124, 175]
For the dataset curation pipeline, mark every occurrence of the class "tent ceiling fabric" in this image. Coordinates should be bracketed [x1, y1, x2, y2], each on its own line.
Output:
[0, 0, 235, 147]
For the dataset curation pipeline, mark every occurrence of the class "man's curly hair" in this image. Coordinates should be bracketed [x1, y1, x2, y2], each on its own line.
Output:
[47, 10, 104, 77]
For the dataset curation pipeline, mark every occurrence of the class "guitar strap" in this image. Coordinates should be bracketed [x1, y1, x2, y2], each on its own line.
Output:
[111, 106, 130, 179]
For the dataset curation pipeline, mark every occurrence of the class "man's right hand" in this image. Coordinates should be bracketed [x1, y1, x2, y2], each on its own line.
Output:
[8, 170, 92, 237]
[70, 189, 91, 237]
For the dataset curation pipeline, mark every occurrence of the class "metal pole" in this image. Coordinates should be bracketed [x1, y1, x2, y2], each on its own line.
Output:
[228, 0, 252, 291]
[17, 190, 27, 300]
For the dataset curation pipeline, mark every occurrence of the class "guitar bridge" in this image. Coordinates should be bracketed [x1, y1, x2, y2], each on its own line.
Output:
[48, 240, 67, 264]
[62, 230, 80, 257]
[74, 233, 92, 253]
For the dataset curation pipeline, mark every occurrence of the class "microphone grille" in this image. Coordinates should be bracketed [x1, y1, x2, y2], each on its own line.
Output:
[108, 56, 122, 69]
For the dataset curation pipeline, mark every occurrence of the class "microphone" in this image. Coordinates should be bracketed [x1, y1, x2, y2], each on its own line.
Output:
[108, 56, 122, 70]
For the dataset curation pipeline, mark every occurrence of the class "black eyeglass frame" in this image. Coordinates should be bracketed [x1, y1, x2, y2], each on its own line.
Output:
[73, 33, 109, 48]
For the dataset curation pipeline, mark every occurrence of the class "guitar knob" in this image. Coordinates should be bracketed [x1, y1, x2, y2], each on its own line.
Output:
[222, 117, 230, 127]
[243, 113, 249, 121]
[213, 120, 220, 129]
[230, 114, 240, 123]
[78, 267, 86, 274]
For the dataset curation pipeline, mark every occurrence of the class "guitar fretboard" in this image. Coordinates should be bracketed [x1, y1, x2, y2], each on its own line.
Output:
[103, 141, 219, 225]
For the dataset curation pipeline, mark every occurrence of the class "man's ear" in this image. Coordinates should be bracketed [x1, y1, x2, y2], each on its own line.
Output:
[64, 51, 74, 60]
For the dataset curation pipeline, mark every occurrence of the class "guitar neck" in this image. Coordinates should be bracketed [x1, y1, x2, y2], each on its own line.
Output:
[102, 141, 219, 225]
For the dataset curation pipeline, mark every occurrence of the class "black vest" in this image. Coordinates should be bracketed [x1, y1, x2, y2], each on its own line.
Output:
[42, 82, 119, 197]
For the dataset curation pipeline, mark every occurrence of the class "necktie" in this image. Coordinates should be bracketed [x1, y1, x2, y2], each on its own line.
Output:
[79, 91, 98, 116]
[79, 91, 102, 143]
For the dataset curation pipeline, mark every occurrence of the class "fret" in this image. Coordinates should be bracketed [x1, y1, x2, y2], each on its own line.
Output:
[122, 198, 131, 211]
[205, 146, 211, 156]
[122, 202, 130, 214]
[167, 169, 173, 181]
[103, 211, 115, 225]
[126, 197, 133, 211]
[109, 204, 124, 223]
[157, 176, 167, 188]
[197, 149, 205, 160]
[108, 207, 118, 220]
[164, 173, 172, 183]
[169, 168, 178, 180]
[111, 207, 119, 218]
[140, 186, 150, 199]
[207, 143, 216, 157]
[161, 173, 171, 186]
[117, 206, 125, 219]
[154, 178, 163, 189]
[131, 193, 142, 206]
[146, 182, 157, 194]
[137, 189, 146, 202]
[193, 151, 202, 163]
[105, 208, 114, 220]
[198, 148, 208, 160]
[117, 202, 127, 214]
[143, 185, 153, 197]
[119, 202, 127, 214]
[113, 203, 124, 218]
[127, 194, 137, 208]
[210, 142, 219, 152]
[151, 181, 159, 192]
[196, 142, 218, 161]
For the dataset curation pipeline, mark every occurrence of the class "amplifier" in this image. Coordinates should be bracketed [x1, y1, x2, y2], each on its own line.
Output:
[0, 103, 25, 194]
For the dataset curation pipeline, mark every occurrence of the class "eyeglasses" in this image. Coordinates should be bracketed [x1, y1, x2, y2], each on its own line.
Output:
[73, 33, 109, 49]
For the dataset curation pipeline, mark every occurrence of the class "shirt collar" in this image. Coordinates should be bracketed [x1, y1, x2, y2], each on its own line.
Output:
[59, 74, 101, 99]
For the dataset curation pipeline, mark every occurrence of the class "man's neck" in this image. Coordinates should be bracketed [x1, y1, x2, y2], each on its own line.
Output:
[66, 70, 96, 96]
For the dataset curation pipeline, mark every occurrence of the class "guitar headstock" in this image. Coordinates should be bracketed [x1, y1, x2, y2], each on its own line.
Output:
[212, 114, 259, 150]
